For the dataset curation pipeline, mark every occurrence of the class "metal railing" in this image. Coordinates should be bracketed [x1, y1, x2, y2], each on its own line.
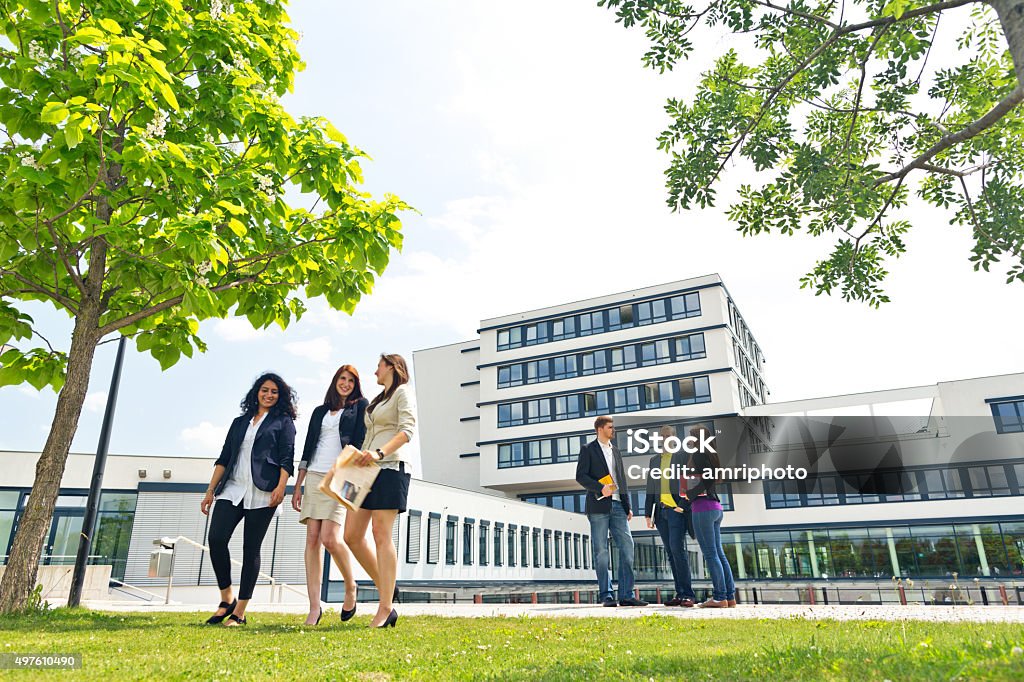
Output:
[153, 536, 307, 605]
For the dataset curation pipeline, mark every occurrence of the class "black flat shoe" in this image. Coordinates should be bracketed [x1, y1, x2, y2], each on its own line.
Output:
[315, 608, 322, 625]
[224, 613, 246, 626]
[374, 609, 398, 628]
[205, 600, 236, 625]
[340, 603, 356, 622]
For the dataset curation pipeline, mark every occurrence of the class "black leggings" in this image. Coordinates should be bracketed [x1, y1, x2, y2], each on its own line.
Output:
[208, 499, 276, 600]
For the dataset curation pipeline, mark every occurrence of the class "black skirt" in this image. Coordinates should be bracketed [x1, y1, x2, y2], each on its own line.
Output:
[362, 465, 411, 513]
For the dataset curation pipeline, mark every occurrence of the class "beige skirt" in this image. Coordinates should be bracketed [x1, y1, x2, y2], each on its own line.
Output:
[299, 471, 346, 525]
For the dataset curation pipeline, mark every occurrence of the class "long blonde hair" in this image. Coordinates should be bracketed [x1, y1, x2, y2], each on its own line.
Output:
[368, 353, 409, 414]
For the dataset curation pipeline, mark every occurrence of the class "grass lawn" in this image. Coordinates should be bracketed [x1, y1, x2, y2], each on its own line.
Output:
[2, 609, 1023, 680]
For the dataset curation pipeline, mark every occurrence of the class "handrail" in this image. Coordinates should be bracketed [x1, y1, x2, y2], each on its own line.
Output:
[156, 536, 307, 604]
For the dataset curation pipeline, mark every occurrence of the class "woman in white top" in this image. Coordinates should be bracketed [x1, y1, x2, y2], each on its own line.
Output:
[348, 353, 416, 628]
[200, 373, 297, 626]
[292, 364, 370, 625]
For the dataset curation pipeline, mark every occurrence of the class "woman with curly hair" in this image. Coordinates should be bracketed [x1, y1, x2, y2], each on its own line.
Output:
[200, 372, 298, 626]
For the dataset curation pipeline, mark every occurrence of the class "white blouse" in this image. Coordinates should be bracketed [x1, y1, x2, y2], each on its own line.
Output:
[308, 409, 343, 474]
[217, 416, 273, 509]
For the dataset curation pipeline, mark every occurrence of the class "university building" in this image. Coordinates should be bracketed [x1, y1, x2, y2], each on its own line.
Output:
[414, 274, 1024, 584]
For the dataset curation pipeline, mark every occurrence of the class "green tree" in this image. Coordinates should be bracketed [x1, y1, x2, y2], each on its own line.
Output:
[600, 0, 1024, 305]
[0, 0, 408, 612]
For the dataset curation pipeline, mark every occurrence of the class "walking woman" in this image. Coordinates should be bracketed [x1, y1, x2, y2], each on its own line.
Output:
[292, 364, 372, 625]
[200, 373, 297, 626]
[347, 353, 416, 628]
[685, 426, 736, 608]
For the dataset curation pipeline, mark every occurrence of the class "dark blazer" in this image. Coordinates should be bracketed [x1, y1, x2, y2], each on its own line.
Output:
[643, 451, 690, 518]
[575, 439, 631, 516]
[684, 450, 721, 503]
[298, 398, 368, 470]
[214, 411, 296, 495]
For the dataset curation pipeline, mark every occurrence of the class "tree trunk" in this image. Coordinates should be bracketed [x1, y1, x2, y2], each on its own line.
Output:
[0, 302, 101, 612]
[990, 0, 1024, 85]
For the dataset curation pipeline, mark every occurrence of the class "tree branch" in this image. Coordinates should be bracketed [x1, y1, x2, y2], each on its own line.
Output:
[874, 86, 1024, 186]
[0, 269, 79, 313]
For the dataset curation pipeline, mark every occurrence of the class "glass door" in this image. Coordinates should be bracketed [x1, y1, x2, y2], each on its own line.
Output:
[45, 511, 84, 565]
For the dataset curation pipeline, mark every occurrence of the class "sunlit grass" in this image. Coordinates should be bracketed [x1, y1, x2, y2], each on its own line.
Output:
[2, 609, 1023, 680]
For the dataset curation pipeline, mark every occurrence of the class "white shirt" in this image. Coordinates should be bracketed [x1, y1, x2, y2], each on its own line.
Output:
[598, 438, 620, 501]
[217, 416, 273, 509]
[308, 409, 343, 473]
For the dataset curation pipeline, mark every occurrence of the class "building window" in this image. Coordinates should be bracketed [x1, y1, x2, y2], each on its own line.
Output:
[764, 461, 1024, 509]
[445, 516, 457, 565]
[479, 522, 490, 566]
[543, 530, 552, 568]
[521, 527, 530, 567]
[507, 525, 516, 567]
[427, 514, 440, 564]
[497, 375, 712, 428]
[532, 529, 541, 568]
[582, 535, 590, 569]
[992, 399, 1024, 434]
[573, 534, 581, 570]
[494, 290, 704, 351]
[462, 520, 474, 565]
[493, 524, 503, 567]
[406, 511, 422, 564]
[564, 532, 573, 569]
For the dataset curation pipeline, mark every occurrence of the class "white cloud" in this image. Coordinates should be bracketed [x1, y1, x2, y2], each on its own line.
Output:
[284, 336, 333, 364]
[179, 421, 227, 454]
[213, 317, 274, 342]
[16, 385, 41, 399]
[84, 391, 108, 413]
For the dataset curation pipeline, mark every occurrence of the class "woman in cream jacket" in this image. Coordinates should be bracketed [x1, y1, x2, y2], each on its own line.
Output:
[346, 353, 416, 628]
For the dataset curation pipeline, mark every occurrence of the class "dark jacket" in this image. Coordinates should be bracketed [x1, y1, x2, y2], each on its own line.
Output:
[684, 450, 721, 503]
[643, 451, 690, 518]
[575, 439, 631, 516]
[214, 411, 296, 495]
[298, 398, 369, 471]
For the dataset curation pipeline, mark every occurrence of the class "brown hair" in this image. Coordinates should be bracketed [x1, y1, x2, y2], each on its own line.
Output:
[368, 353, 409, 414]
[689, 425, 721, 478]
[594, 416, 613, 431]
[323, 364, 363, 411]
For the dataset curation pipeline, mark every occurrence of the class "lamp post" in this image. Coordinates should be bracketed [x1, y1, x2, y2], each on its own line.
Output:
[67, 336, 127, 608]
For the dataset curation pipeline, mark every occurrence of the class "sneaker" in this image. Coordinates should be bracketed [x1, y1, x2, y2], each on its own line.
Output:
[697, 598, 728, 608]
[618, 597, 649, 607]
[727, 599, 737, 608]
[602, 597, 618, 607]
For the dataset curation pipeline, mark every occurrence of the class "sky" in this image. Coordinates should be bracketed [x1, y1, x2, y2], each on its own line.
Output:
[2, 1, 1022, 469]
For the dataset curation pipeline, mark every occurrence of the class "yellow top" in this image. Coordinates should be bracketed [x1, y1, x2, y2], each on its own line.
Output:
[659, 452, 677, 508]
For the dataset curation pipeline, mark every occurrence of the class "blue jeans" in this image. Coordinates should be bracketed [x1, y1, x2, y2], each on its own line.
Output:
[588, 502, 635, 601]
[691, 508, 735, 601]
[654, 506, 695, 600]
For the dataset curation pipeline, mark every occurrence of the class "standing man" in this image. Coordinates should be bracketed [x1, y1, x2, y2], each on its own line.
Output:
[644, 425, 697, 607]
[575, 416, 648, 607]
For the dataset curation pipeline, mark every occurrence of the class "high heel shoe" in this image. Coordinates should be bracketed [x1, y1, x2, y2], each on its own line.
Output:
[340, 603, 356, 622]
[374, 608, 398, 628]
[205, 599, 236, 625]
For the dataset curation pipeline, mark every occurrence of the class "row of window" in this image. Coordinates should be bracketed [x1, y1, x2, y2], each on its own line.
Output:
[496, 376, 712, 428]
[733, 339, 766, 404]
[521, 486, 735, 513]
[496, 418, 717, 469]
[727, 299, 763, 371]
[992, 399, 1024, 434]
[764, 460, 1024, 509]
[496, 292, 702, 351]
[430, 515, 591, 571]
[497, 333, 707, 389]
[721, 521, 1024, 580]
